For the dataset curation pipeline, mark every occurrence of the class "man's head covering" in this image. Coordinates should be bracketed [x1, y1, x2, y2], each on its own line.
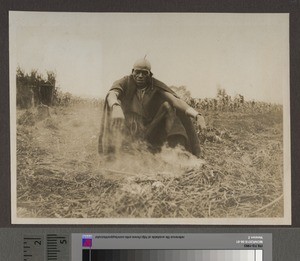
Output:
[133, 58, 151, 72]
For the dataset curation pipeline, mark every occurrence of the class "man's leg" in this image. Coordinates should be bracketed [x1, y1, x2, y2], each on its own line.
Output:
[146, 101, 187, 149]
[144, 101, 174, 138]
[167, 134, 186, 148]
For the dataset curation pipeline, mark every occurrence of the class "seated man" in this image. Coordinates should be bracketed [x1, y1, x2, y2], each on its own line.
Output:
[98, 58, 206, 157]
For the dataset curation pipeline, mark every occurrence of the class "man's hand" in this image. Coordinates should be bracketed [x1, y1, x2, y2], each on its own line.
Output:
[196, 114, 206, 131]
[111, 105, 125, 130]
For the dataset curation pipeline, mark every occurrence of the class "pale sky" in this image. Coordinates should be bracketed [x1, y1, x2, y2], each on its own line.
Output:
[10, 12, 289, 103]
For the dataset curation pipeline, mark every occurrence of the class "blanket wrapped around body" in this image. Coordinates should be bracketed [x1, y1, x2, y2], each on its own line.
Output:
[98, 76, 201, 157]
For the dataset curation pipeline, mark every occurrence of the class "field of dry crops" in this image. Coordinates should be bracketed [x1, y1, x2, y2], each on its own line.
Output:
[16, 103, 284, 219]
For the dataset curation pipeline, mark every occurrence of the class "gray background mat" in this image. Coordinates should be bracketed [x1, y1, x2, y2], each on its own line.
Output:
[1, 0, 300, 228]
[0, 228, 299, 261]
[1, 0, 300, 260]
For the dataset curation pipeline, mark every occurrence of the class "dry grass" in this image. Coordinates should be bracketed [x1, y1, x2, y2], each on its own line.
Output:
[16, 105, 284, 219]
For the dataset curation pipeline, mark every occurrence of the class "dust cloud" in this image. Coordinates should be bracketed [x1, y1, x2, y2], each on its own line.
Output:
[19, 104, 204, 181]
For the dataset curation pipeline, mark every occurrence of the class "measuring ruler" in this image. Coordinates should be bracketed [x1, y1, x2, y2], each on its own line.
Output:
[23, 234, 69, 261]
[19, 232, 273, 261]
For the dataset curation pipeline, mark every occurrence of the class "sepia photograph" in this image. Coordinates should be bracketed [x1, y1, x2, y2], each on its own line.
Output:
[10, 12, 291, 224]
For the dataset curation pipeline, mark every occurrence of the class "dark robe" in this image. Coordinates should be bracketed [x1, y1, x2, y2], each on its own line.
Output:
[98, 75, 201, 157]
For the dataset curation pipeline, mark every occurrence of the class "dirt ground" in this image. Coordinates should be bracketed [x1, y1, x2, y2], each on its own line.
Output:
[16, 104, 284, 219]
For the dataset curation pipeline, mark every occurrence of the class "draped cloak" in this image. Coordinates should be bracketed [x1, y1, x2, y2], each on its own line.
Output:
[98, 75, 201, 157]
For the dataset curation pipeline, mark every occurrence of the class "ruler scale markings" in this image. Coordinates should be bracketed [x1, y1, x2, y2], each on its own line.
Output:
[21, 234, 68, 261]
[46, 234, 69, 261]
[23, 235, 44, 261]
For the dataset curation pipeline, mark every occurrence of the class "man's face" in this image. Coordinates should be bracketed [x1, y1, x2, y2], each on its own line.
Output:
[132, 69, 150, 88]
